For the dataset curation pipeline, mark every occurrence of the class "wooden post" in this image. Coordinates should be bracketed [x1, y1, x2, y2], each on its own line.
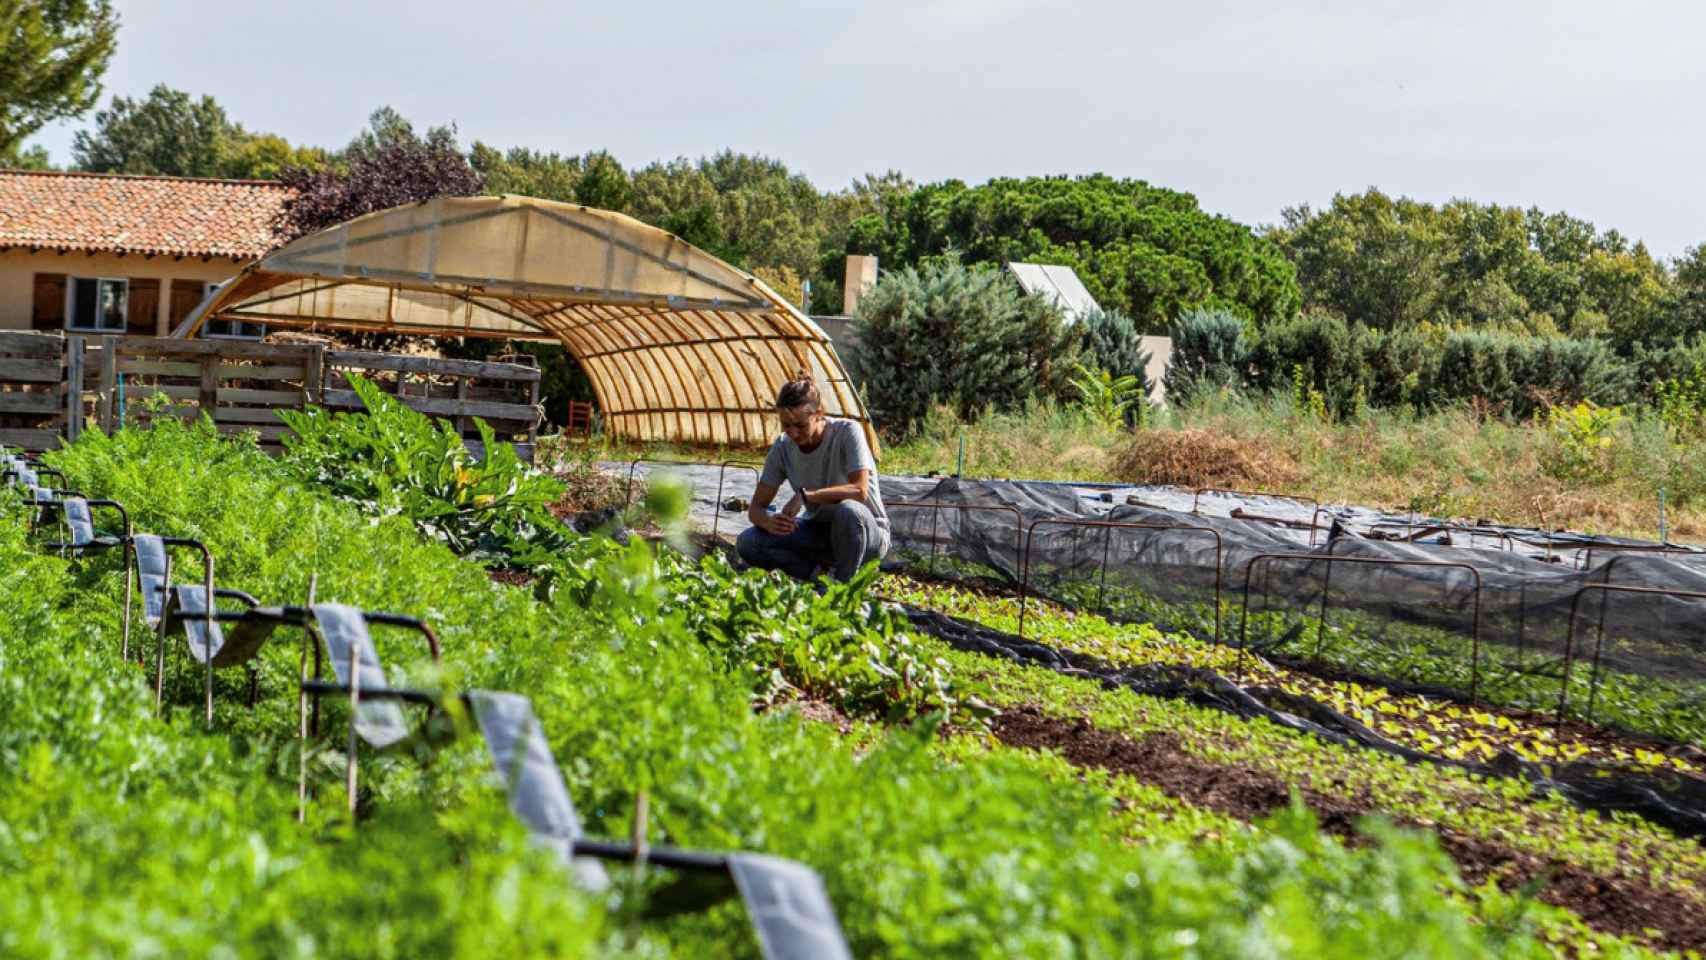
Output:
[454, 378, 470, 438]
[199, 354, 218, 423]
[305, 345, 325, 404]
[527, 375, 541, 446]
[96, 336, 117, 431]
[64, 335, 85, 444]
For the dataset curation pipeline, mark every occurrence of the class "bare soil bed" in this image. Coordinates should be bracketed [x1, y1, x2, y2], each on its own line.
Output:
[991, 706, 1706, 953]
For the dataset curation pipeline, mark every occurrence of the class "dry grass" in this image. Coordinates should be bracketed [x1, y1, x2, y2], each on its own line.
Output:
[881, 402, 1124, 481]
[547, 462, 632, 515]
[1113, 428, 1298, 489]
[1129, 398, 1706, 541]
[879, 395, 1706, 542]
[569, 393, 1706, 542]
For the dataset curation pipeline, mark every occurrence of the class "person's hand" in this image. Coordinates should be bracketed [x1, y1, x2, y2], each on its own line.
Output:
[782, 494, 804, 517]
[759, 512, 798, 536]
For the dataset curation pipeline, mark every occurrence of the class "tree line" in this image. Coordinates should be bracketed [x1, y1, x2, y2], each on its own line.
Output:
[6, 3, 1706, 428]
[25, 82, 1702, 351]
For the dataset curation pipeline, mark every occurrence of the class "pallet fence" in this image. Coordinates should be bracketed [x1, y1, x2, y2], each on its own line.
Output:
[0, 332, 541, 460]
[0, 331, 80, 451]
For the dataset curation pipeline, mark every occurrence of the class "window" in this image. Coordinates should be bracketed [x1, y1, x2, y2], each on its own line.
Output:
[66, 278, 128, 333]
[200, 281, 266, 340]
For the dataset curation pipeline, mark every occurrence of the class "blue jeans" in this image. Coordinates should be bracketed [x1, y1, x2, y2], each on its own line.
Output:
[736, 501, 890, 582]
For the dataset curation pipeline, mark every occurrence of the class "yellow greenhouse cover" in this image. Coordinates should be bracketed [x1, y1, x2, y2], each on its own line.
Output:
[171, 195, 874, 450]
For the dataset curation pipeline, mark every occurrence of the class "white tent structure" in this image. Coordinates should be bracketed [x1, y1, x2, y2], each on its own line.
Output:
[171, 195, 873, 449]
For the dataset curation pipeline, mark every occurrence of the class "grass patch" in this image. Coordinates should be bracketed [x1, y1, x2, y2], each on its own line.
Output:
[875, 391, 1706, 541]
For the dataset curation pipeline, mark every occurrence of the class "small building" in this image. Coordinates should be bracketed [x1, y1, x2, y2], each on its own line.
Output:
[1006, 261, 1101, 324]
[0, 169, 291, 338]
[1003, 261, 1173, 406]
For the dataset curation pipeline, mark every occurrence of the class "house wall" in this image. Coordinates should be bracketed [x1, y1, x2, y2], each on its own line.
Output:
[0, 249, 246, 335]
[1140, 335, 1173, 406]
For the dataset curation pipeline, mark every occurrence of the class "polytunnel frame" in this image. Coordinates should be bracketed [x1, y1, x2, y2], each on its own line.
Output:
[169, 195, 876, 451]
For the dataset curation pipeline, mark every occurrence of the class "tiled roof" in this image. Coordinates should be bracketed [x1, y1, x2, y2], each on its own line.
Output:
[0, 169, 292, 259]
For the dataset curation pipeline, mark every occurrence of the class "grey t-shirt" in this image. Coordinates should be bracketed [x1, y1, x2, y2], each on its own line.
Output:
[761, 418, 887, 525]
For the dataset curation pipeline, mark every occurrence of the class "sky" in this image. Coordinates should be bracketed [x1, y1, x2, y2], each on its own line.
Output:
[28, 0, 1706, 258]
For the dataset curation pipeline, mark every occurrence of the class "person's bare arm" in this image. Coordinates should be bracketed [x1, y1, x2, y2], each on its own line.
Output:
[802, 469, 870, 507]
[747, 481, 798, 534]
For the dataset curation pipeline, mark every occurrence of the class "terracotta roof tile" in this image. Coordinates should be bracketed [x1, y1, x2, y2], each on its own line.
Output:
[0, 169, 292, 259]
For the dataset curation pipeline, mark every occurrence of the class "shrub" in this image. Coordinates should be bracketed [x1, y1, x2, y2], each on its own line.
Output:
[1429, 332, 1629, 419]
[1249, 311, 1379, 416]
[1245, 316, 1631, 420]
[1165, 307, 1250, 404]
[1077, 306, 1151, 384]
[1652, 360, 1706, 441]
[847, 258, 1078, 438]
[1540, 400, 1625, 483]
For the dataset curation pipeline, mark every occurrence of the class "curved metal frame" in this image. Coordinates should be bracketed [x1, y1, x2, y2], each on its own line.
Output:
[625, 456, 713, 507]
[1575, 542, 1706, 571]
[290, 607, 443, 816]
[1237, 552, 1484, 700]
[1019, 517, 1224, 643]
[1562, 582, 1706, 728]
[712, 458, 764, 541]
[34, 497, 130, 556]
[121, 533, 207, 663]
[146, 537, 219, 722]
[886, 500, 1026, 584]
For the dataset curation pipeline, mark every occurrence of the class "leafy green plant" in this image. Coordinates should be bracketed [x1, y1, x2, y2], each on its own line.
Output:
[278, 373, 570, 565]
[677, 556, 990, 725]
[1291, 363, 1329, 422]
[1652, 361, 1706, 441]
[927, 630, 1706, 932]
[1541, 400, 1625, 483]
[1068, 362, 1144, 430]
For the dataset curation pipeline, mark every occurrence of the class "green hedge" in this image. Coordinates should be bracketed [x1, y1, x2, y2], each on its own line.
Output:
[1173, 311, 1640, 419]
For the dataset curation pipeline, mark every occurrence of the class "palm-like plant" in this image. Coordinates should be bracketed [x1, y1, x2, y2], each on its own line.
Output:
[1068, 362, 1144, 430]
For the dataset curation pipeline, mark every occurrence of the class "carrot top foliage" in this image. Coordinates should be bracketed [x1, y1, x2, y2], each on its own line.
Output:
[0, 417, 1647, 957]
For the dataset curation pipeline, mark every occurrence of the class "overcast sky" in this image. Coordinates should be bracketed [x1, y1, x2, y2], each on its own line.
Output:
[29, 0, 1706, 258]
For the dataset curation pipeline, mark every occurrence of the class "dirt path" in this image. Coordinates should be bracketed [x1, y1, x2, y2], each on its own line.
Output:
[991, 706, 1706, 954]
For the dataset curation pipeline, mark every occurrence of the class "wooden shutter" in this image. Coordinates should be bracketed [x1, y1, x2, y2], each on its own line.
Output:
[170, 279, 205, 327]
[127, 278, 161, 336]
[31, 273, 66, 331]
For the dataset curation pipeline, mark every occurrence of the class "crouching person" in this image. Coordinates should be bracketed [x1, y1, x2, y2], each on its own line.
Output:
[737, 378, 889, 582]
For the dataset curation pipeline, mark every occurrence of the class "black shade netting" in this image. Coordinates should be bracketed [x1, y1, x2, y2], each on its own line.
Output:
[877, 479, 1706, 749]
